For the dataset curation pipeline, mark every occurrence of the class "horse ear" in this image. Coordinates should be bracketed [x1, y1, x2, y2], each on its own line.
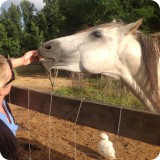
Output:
[123, 18, 143, 35]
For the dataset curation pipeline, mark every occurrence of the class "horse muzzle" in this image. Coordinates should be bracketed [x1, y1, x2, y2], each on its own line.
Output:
[37, 43, 56, 71]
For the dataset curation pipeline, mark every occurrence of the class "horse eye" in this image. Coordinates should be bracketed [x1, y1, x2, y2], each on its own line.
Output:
[45, 43, 51, 50]
[91, 30, 102, 38]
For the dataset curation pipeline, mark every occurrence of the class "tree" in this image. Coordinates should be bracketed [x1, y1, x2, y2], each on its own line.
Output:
[0, 4, 21, 39]
[21, 22, 44, 52]
[0, 23, 8, 55]
[20, 0, 37, 33]
[20, 0, 44, 52]
[49, 0, 160, 34]
[0, 4, 22, 57]
[38, 2, 66, 40]
[36, 10, 48, 38]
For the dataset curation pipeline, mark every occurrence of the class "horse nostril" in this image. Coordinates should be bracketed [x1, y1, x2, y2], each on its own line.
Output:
[45, 43, 51, 50]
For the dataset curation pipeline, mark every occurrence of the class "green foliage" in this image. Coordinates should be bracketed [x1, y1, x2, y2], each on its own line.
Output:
[2, 38, 21, 57]
[20, 0, 37, 32]
[36, 11, 48, 37]
[0, 23, 7, 50]
[0, 4, 22, 56]
[21, 22, 44, 52]
[38, 3, 66, 40]
[0, 4, 22, 39]
[55, 77, 144, 110]
[53, 0, 160, 34]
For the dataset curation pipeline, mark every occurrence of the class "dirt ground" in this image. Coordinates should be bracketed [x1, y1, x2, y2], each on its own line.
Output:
[10, 74, 160, 160]
[13, 74, 72, 92]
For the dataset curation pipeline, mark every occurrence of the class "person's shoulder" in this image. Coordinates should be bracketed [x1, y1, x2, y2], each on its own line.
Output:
[0, 119, 9, 131]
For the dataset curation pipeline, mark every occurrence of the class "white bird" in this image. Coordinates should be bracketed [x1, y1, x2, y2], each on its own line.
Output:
[153, 153, 160, 160]
[0, 152, 7, 160]
[98, 133, 116, 159]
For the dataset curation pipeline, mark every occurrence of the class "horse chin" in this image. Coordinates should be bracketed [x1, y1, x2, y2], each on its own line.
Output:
[41, 58, 55, 72]
[38, 55, 46, 61]
[37, 49, 55, 71]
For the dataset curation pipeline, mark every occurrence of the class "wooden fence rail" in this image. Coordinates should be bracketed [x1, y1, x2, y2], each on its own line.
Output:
[7, 86, 160, 146]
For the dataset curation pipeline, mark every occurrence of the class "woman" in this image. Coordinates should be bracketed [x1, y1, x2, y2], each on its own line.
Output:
[0, 50, 38, 160]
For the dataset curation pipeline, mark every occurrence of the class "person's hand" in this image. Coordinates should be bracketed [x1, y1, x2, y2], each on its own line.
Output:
[11, 50, 39, 68]
[22, 50, 39, 66]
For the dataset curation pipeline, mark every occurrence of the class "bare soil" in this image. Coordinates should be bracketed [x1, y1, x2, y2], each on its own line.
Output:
[10, 74, 160, 160]
[13, 74, 72, 92]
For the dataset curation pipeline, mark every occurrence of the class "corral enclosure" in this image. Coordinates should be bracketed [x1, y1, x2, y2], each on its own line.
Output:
[7, 80, 160, 160]
[10, 66, 160, 159]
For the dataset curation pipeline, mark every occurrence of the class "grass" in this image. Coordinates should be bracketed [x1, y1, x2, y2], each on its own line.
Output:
[55, 76, 145, 110]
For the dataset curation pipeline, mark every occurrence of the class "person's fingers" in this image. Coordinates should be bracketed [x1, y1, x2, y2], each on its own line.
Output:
[30, 56, 39, 62]
[31, 50, 38, 56]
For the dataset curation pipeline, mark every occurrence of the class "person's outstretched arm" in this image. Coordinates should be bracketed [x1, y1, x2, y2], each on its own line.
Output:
[11, 50, 39, 69]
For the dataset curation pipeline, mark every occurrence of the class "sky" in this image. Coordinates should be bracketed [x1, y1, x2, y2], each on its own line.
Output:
[0, 0, 159, 11]
[0, 0, 7, 7]
[0, 0, 45, 10]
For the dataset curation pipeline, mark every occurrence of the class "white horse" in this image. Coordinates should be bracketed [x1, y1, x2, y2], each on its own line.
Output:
[38, 18, 160, 114]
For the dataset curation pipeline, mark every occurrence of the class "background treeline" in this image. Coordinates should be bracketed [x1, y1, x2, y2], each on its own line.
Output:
[0, 0, 159, 57]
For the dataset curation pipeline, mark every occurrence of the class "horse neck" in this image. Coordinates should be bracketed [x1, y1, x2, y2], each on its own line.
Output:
[121, 70, 159, 113]
[135, 66, 160, 113]
[138, 34, 160, 112]
[121, 33, 160, 113]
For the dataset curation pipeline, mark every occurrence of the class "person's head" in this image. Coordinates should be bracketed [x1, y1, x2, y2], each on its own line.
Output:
[0, 55, 15, 97]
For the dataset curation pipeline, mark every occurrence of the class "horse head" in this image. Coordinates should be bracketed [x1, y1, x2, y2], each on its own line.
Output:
[38, 18, 160, 113]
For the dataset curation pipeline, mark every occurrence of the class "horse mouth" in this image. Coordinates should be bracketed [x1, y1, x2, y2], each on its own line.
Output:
[38, 54, 55, 62]
[37, 52, 55, 72]
[37, 46, 54, 61]
[37, 49, 52, 61]
[38, 55, 46, 61]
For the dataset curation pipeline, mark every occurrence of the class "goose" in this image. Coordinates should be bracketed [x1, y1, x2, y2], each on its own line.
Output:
[98, 133, 116, 159]
[153, 153, 160, 160]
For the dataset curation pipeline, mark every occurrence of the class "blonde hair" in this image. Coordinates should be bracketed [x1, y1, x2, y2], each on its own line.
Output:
[0, 55, 11, 88]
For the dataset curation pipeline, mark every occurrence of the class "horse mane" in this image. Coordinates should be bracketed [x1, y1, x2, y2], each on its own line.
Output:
[76, 22, 123, 34]
[135, 32, 160, 95]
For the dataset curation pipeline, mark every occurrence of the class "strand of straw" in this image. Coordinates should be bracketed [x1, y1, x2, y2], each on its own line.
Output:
[117, 106, 122, 135]
[117, 88, 123, 135]
[27, 89, 32, 159]
[74, 98, 85, 160]
[47, 69, 56, 160]
[48, 92, 53, 160]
